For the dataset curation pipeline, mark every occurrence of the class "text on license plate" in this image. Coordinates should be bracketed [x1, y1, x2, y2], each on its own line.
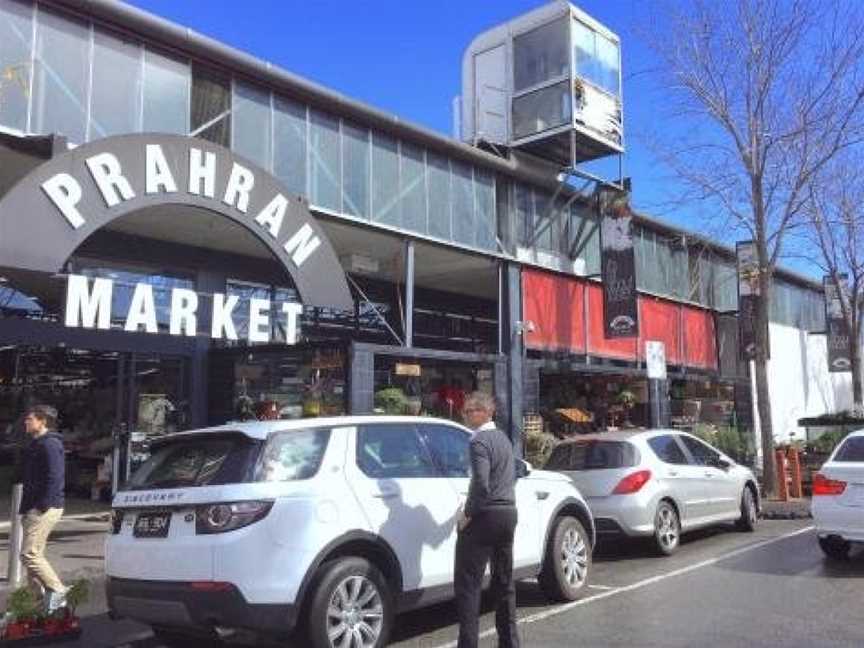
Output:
[133, 512, 172, 537]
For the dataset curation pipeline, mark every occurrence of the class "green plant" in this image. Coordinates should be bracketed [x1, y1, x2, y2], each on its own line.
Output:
[523, 425, 558, 468]
[374, 387, 408, 415]
[6, 586, 39, 622]
[64, 579, 89, 614]
[809, 429, 847, 454]
[617, 389, 636, 409]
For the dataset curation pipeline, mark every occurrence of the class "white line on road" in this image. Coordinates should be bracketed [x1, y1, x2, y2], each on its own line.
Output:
[587, 584, 615, 591]
[432, 525, 815, 648]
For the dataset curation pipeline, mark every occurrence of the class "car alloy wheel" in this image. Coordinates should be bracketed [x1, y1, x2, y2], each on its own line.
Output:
[654, 502, 680, 555]
[326, 575, 384, 648]
[737, 488, 758, 532]
[560, 526, 589, 588]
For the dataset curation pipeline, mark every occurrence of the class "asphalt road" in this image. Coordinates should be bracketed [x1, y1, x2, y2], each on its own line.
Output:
[4, 518, 864, 647]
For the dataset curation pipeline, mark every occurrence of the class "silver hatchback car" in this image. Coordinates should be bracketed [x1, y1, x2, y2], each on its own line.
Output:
[545, 430, 760, 555]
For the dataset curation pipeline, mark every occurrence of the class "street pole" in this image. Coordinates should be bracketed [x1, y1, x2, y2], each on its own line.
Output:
[6, 483, 23, 588]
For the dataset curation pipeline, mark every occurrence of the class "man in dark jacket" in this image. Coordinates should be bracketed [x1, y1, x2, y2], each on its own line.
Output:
[19, 405, 66, 610]
[454, 391, 520, 648]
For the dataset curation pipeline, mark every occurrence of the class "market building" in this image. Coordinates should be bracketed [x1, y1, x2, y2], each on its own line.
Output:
[0, 0, 849, 495]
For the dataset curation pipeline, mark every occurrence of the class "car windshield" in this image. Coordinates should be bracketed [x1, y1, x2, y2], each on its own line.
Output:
[833, 436, 864, 462]
[126, 432, 261, 490]
[546, 440, 639, 470]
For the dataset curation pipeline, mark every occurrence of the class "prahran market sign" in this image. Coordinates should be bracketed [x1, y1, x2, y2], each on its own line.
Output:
[0, 134, 354, 321]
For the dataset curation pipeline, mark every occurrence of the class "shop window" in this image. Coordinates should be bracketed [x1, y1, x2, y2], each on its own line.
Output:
[418, 424, 471, 477]
[273, 96, 307, 197]
[427, 152, 452, 241]
[89, 28, 142, 139]
[31, 8, 89, 144]
[647, 435, 688, 465]
[451, 161, 475, 247]
[0, 0, 32, 132]
[310, 109, 341, 211]
[143, 48, 189, 135]
[356, 424, 438, 479]
[372, 131, 401, 227]
[190, 65, 231, 147]
[342, 121, 370, 218]
[400, 143, 427, 235]
[233, 81, 272, 171]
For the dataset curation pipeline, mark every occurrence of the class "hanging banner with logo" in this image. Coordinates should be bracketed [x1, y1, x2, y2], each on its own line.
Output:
[736, 241, 768, 360]
[824, 274, 852, 372]
[599, 189, 639, 338]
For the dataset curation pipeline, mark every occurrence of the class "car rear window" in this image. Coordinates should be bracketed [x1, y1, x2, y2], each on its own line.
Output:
[546, 441, 639, 470]
[126, 433, 261, 490]
[833, 436, 864, 462]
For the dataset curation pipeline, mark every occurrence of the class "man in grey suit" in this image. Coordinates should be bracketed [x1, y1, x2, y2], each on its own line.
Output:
[454, 391, 520, 648]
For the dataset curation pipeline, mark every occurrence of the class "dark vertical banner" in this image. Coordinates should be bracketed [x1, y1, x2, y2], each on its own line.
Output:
[824, 274, 852, 372]
[736, 241, 765, 360]
[599, 189, 639, 338]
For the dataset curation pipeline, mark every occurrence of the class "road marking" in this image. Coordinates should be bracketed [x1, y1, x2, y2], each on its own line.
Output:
[431, 525, 814, 648]
[587, 584, 615, 591]
[0, 512, 109, 530]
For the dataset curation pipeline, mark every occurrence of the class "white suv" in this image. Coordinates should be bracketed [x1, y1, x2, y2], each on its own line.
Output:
[105, 416, 595, 647]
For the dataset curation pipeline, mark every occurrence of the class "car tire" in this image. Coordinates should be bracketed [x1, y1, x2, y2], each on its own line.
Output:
[307, 557, 393, 648]
[538, 516, 591, 602]
[152, 627, 223, 647]
[653, 501, 681, 556]
[735, 487, 758, 532]
[818, 536, 851, 561]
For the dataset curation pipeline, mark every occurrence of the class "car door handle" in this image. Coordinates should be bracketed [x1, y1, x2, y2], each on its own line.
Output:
[668, 470, 679, 477]
[704, 472, 715, 478]
[372, 489, 398, 499]
[535, 491, 550, 500]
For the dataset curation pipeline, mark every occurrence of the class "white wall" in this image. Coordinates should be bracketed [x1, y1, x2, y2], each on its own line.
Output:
[766, 322, 853, 443]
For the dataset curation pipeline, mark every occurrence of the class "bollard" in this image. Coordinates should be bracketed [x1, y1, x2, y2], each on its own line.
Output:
[6, 483, 24, 588]
[788, 447, 804, 499]
[774, 449, 789, 502]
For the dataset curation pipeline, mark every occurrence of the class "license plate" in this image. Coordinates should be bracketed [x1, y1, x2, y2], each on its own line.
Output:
[133, 511, 172, 538]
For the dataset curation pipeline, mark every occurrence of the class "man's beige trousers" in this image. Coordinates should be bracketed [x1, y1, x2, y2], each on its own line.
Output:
[21, 508, 65, 594]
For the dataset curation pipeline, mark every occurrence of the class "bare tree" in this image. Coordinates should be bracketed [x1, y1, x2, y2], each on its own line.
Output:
[804, 151, 864, 409]
[643, 0, 864, 494]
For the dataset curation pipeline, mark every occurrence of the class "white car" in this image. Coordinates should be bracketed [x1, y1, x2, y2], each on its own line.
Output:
[545, 430, 760, 555]
[105, 417, 595, 647]
[811, 429, 864, 560]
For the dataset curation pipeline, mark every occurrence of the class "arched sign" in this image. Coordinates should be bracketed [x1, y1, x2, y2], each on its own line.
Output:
[0, 133, 353, 313]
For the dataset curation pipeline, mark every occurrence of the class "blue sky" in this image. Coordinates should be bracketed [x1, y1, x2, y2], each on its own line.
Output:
[125, 1, 710, 244]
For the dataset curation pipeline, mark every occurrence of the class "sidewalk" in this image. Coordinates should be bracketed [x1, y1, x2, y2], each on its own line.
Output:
[1, 496, 111, 527]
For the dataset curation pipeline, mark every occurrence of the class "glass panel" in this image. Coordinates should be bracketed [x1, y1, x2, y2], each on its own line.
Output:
[356, 424, 438, 479]
[233, 81, 271, 170]
[400, 143, 427, 234]
[573, 19, 620, 97]
[514, 183, 532, 246]
[254, 429, 331, 481]
[427, 152, 451, 240]
[560, 441, 639, 470]
[680, 435, 721, 466]
[309, 109, 340, 211]
[371, 131, 400, 227]
[834, 436, 864, 462]
[273, 96, 307, 197]
[190, 65, 230, 146]
[596, 33, 620, 96]
[512, 80, 571, 139]
[143, 48, 189, 134]
[533, 190, 554, 251]
[474, 168, 496, 250]
[647, 435, 688, 465]
[31, 8, 89, 143]
[342, 121, 369, 218]
[513, 18, 569, 92]
[418, 424, 471, 477]
[89, 28, 141, 140]
[568, 201, 600, 272]
[0, 0, 32, 132]
[451, 161, 475, 247]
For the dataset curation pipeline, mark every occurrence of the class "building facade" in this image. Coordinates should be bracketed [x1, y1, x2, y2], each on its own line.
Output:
[0, 0, 842, 493]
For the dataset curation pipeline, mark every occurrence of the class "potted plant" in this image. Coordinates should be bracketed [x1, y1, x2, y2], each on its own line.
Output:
[374, 387, 408, 415]
[4, 586, 40, 639]
[60, 579, 89, 634]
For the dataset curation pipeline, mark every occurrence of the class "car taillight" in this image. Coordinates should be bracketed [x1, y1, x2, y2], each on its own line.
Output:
[195, 500, 274, 534]
[612, 470, 652, 495]
[110, 509, 124, 534]
[813, 473, 846, 496]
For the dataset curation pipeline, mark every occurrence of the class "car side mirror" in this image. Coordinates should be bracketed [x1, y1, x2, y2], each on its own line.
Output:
[516, 459, 532, 478]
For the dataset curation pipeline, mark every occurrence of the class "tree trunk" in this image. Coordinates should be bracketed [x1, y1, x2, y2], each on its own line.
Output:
[754, 298, 776, 497]
[851, 331, 863, 409]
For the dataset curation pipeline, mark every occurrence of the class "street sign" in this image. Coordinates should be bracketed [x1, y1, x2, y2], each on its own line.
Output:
[646, 340, 667, 380]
